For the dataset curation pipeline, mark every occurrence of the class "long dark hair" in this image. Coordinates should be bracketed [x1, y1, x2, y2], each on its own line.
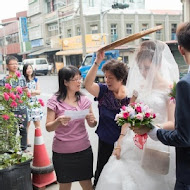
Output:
[56, 65, 82, 102]
[23, 64, 35, 82]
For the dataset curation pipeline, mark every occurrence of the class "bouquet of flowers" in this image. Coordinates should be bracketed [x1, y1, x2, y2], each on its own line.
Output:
[115, 102, 156, 149]
[169, 82, 177, 102]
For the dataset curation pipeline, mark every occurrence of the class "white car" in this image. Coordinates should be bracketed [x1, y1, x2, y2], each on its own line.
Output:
[23, 58, 49, 75]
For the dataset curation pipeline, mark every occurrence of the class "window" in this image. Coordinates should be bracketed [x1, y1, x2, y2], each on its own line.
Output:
[36, 59, 47, 65]
[89, 0, 94, 7]
[6, 33, 19, 44]
[156, 23, 162, 40]
[67, 29, 72, 37]
[171, 24, 177, 40]
[52, 0, 58, 11]
[76, 27, 81, 35]
[47, 0, 51, 13]
[83, 56, 92, 66]
[90, 25, 98, 34]
[142, 23, 148, 31]
[111, 24, 118, 42]
[48, 24, 58, 37]
[124, 56, 129, 64]
[126, 24, 132, 35]
[48, 24, 58, 31]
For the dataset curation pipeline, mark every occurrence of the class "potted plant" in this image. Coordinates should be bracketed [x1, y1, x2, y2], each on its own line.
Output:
[0, 71, 33, 190]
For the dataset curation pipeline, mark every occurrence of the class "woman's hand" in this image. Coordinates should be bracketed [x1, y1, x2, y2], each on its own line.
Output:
[86, 112, 97, 127]
[30, 90, 36, 96]
[57, 115, 71, 126]
[95, 50, 105, 64]
[113, 147, 121, 160]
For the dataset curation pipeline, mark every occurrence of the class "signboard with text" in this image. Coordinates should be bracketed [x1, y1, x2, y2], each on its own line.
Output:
[62, 33, 107, 50]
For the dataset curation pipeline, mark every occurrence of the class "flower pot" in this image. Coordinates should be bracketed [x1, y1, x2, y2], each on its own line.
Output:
[0, 159, 32, 190]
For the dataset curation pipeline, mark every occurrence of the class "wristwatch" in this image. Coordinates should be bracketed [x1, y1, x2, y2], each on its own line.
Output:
[94, 61, 100, 67]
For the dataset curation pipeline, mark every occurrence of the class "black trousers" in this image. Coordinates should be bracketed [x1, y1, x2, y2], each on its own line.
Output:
[94, 139, 114, 186]
[14, 108, 28, 151]
[175, 180, 190, 190]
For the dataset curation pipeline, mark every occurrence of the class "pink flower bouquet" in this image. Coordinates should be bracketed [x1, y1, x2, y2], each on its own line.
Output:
[115, 102, 156, 128]
[115, 102, 156, 149]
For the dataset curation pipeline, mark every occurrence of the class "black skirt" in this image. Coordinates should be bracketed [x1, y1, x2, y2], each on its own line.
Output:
[53, 146, 93, 183]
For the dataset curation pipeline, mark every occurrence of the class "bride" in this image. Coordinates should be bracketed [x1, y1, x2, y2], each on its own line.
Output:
[95, 40, 179, 190]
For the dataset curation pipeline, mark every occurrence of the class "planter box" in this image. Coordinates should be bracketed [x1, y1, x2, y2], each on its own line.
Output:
[0, 159, 32, 190]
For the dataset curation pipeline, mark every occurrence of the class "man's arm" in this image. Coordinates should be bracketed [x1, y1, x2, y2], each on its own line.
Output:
[157, 79, 190, 147]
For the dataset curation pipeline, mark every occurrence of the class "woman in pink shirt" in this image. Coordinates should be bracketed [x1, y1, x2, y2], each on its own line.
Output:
[46, 65, 97, 190]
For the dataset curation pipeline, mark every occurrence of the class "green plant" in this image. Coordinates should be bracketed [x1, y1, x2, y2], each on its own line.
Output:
[169, 81, 177, 100]
[0, 71, 33, 169]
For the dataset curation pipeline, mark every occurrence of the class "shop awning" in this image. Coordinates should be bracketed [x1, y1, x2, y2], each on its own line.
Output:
[17, 49, 42, 55]
[28, 47, 61, 56]
[56, 47, 99, 56]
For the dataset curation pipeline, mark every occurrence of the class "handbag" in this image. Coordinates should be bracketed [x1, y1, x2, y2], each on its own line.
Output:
[141, 140, 170, 175]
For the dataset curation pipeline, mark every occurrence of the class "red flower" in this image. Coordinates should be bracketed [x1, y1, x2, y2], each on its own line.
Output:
[2, 114, 10, 120]
[27, 92, 31, 98]
[16, 94, 21, 99]
[152, 113, 156, 118]
[10, 101, 18, 108]
[16, 86, 23, 94]
[16, 71, 21, 78]
[3, 92, 10, 101]
[38, 99, 45, 107]
[123, 112, 129, 119]
[9, 92, 16, 100]
[18, 100, 23, 103]
[5, 83, 12, 90]
[145, 113, 151, 118]
[136, 106, 142, 113]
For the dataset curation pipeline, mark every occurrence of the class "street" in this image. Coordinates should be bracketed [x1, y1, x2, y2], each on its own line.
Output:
[26, 75, 99, 190]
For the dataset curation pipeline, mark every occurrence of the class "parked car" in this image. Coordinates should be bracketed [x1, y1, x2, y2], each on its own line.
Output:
[23, 58, 49, 75]
[79, 50, 120, 85]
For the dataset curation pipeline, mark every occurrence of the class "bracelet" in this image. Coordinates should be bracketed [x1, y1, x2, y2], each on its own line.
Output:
[120, 133, 125, 136]
[94, 61, 100, 67]
[114, 147, 121, 150]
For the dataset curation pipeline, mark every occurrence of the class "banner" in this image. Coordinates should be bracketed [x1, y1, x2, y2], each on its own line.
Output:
[20, 17, 29, 42]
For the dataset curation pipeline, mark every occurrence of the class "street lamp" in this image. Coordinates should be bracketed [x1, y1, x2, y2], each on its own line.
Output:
[100, 3, 129, 45]
[112, 3, 129, 9]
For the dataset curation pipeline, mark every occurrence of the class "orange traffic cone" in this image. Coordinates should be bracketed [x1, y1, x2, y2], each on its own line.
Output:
[31, 127, 56, 189]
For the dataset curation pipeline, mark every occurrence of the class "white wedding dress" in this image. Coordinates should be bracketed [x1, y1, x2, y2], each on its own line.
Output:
[96, 90, 176, 190]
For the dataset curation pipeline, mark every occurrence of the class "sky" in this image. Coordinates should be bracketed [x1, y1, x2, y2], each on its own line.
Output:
[0, 0, 182, 22]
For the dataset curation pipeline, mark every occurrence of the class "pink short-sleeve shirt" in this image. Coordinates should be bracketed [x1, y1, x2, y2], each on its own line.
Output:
[47, 95, 92, 153]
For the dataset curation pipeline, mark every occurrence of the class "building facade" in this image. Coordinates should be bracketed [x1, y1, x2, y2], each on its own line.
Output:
[26, 0, 182, 68]
[181, 0, 190, 21]
[0, 11, 31, 62]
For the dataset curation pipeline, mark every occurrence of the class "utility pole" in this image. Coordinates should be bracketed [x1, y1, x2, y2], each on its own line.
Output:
[79, 0, 86, 58]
